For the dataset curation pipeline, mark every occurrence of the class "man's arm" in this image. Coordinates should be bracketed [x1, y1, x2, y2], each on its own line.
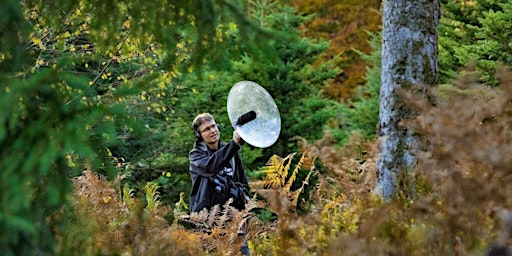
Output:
[189, 140, 240, 177]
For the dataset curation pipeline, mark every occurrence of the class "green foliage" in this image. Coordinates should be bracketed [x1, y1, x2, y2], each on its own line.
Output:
[0, 60, 133, 255]
[144, 182, 161, 213]
[0, 0, 293, 254]
[119, 1, 342, 207]
[233, 3, 341, 162]
[332, 32, 381, 143]
[439, 0, 512, 85]
[29, 0, 278, 72]
[0, 0, 32, 72]
[469, 3, 512, 83]
[13, 0, 512, 254]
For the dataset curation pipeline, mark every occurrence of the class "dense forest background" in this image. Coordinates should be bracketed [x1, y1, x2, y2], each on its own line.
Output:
[1, 0, 512, 255]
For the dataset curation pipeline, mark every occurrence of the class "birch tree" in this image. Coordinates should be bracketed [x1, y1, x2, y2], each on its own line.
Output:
[376, 0, 440, 200]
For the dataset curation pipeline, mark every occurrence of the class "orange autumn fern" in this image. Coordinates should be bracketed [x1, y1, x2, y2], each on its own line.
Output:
[60, 169, 203, 255]
[251, 152, 315, 214]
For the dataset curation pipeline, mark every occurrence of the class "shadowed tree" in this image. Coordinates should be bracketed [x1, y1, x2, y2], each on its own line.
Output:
[376, 0, 441, 200]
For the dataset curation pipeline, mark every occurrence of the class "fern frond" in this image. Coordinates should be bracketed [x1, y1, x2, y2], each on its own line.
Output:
[114, 171, 131, 186]
[281, 153, 296, 186]
[256, 152, 317, 214]
[174, 192, 188, 211]
[265, 154, 282, 169]
[256, 189, 288, 215]
[290, 169, 315, 209]
[258, 153, 297, 189]
[144, 182, 160, 213]
[289, 190, 302, 210]
[284, 153, 306, 192]
[217, 198, 234, 227]
[259, 154, 284, 189]
[207, 204, 221, 227]
[188, 209, 210, 231]
[122, 183, 136, 212]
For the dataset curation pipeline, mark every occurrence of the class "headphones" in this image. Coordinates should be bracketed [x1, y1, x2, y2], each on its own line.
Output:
[193, 124, 202, 141]
[193, 123, 221, 142]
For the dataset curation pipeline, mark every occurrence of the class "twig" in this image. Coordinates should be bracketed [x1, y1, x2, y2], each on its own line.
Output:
[66, 35, 129, 105]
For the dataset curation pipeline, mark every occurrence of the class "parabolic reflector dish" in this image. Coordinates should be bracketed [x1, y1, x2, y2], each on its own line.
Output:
[227, 81, 281, 148]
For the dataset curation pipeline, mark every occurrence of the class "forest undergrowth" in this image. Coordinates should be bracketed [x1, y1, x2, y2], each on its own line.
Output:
[60, 67, 512, 255]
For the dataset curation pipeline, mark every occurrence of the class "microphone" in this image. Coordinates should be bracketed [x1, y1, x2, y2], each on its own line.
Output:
[235, 111, 257, 126]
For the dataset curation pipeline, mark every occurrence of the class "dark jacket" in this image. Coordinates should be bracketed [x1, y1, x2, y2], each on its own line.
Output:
[189, 139, 249, 213]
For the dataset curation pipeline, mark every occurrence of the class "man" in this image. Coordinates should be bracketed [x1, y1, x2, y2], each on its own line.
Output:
[189, 113, 251, 255]
[189, 113, 250, 213]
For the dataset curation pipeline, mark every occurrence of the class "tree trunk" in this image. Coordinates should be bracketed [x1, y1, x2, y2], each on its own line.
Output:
[376, 0, 440, 200]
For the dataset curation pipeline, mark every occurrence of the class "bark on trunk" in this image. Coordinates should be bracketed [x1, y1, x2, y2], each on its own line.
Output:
[376, 0, 440, 200]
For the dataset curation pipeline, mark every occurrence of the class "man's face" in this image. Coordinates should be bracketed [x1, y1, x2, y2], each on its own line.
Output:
[198, 119, 220, 147]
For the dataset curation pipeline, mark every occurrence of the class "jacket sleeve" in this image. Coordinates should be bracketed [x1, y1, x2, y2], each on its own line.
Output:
[189, 140, 240, 177]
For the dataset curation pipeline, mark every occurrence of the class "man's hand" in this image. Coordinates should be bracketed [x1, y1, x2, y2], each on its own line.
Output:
[233, 131, 241, 145]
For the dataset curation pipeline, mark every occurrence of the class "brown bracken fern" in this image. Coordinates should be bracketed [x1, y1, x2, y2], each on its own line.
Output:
[59, 67, 512, 255]
[63, 168, 202, 255]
